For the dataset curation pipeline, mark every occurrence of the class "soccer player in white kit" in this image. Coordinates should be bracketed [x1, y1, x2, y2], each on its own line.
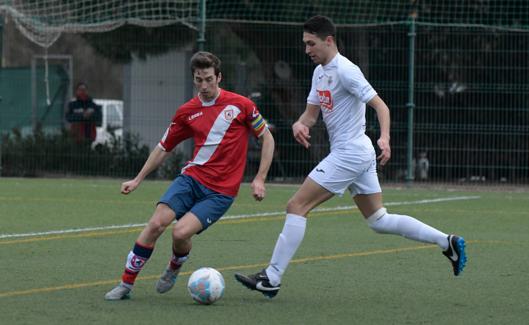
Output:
[235, 15, 467, 298]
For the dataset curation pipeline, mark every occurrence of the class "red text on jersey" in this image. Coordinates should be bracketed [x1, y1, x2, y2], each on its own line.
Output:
[317, 90, 333, 110]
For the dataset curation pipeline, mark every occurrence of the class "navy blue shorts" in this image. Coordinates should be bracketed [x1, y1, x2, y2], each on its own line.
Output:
[158, 174, 235, 231]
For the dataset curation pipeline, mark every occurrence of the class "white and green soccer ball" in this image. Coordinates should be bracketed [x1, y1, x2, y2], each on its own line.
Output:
[187, 267, 225, 305]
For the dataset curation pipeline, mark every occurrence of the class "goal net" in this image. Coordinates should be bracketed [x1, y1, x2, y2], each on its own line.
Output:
[2, 1, 529, 48]
[0, 0, 198, 47]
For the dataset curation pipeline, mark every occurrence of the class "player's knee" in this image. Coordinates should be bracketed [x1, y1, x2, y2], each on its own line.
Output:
[286, 197, 297, 212]
[366, 207, 388, 233]
[146, 218, 169, 236]
[172, 226, 193, 242]
[286, 197, 309, 216]
[146, 204, 175, 235]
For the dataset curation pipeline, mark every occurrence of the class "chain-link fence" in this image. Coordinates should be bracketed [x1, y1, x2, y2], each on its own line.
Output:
[1, 1, 528, 185]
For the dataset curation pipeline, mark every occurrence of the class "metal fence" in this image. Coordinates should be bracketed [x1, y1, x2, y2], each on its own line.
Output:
[1, 3, 528, 185]
[207, 22, 529, 184]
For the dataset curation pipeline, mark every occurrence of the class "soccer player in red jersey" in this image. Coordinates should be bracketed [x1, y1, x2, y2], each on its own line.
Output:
[105, 51, 275, 300]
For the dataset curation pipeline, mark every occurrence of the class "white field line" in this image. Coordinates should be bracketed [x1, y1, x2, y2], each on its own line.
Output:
[0, 195, 479, 240]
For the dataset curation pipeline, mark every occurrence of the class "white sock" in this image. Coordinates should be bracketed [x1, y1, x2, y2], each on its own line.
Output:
[265, 214, 307, 286]
[366, 208, 449, 250]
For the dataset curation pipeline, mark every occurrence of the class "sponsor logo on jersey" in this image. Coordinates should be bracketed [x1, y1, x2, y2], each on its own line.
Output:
[188, 111, 204, 121]
[317, 90, 333, 110]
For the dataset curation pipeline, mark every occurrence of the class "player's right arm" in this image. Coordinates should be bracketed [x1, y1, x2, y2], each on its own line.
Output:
[122, 110, 191, 194]
[121, 146, 171, 194]
[294, 68, 322, 149]
[293, 104, 320, 149]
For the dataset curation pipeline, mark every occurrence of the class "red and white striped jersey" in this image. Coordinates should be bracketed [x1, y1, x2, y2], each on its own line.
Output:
[159, 89, 267, 196]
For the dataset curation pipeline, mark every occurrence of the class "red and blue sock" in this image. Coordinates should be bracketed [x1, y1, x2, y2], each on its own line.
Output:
[121, 242, 154, 287]
[169, 249, 189, 271]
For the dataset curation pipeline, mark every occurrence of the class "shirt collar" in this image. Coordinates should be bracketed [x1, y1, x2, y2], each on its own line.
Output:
[199, 89, 222, 107]
[322, 53, 340, 71]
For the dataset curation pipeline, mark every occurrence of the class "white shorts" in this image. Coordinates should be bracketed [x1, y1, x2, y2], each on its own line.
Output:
[308, 150, 381, 196]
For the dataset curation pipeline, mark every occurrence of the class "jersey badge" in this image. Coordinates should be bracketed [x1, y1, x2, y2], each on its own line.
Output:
[224, 109, 234, 120]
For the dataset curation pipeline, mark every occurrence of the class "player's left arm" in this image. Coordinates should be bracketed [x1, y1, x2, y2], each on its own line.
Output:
[368, 95, 391, 166]
[251, 128, 275, 201]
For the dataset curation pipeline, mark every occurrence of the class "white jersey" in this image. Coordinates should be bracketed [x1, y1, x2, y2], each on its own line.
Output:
[307, 53, 377, 153]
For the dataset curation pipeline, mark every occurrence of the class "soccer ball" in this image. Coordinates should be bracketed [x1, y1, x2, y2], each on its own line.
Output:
[187, 267, 225, 305]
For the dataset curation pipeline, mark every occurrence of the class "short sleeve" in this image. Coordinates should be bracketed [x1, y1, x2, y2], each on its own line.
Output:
[307, 69, 320, 105]
[339, 64, 377, 103]
[158, 112, 192, 152]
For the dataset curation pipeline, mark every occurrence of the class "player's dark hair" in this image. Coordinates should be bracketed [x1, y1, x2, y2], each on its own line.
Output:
[303, 15, 336, 40]
[190, 51, 221, 76]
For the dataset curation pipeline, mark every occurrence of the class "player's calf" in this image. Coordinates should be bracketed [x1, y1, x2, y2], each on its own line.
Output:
[104, 241, 154, 301]
[366, 208, 452, 249]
